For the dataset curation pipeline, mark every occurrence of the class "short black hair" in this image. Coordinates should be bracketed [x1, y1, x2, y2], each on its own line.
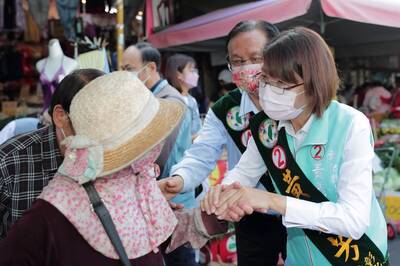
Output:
[135, 44, 161, 71]
[226, 20, 279, 47]
[48, 69, 104, 117]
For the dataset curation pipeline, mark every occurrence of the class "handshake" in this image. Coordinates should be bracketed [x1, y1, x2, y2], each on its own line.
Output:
[158, 176, 277, 222]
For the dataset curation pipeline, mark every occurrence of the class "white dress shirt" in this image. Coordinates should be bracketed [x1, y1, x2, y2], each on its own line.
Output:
[223, 110, 374, 240]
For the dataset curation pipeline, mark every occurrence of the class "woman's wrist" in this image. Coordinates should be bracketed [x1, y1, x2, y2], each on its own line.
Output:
[267, 192, 287, 216]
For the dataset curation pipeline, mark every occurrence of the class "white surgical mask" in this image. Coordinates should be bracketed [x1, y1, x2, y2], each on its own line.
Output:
[130, 64, 151, 83]
[259, 83, 306, 121]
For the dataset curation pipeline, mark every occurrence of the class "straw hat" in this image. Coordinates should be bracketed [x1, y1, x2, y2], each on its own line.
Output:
[64, 71, 185, 180]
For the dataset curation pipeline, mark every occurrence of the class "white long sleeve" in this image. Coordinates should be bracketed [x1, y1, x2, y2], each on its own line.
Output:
[283, 113, 373, 240]
[222, 137, 266, 188]
[224, 112, 374, 240]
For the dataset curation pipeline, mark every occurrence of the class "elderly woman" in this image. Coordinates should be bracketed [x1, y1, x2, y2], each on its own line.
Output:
[0, 71, 226, 266]
[202, 27, 388, 265]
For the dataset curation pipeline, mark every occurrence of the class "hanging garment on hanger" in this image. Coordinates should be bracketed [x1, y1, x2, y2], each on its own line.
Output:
[23, 6, 40, 43]
[0, 0, 4, 30]
[15, 0, 25, 30]
[77, 49, 110, 73]
[39, 57, 66, 111]
[28, 0, 48, 38]
[56, 0, 79, 40]
[4, 0, 16, 29]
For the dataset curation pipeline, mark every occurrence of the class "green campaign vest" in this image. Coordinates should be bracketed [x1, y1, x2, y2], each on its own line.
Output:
[212, 89, 274, 191]
[249, 101, 388, 265]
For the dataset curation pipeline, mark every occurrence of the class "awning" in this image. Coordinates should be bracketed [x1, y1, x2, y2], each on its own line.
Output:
[148, 0, 400, 50]
[322, 0, 400, 28]
[148, 0, 312, 48]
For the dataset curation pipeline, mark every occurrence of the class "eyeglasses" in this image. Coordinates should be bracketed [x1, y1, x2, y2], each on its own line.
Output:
[226, 55, 263, 70]
[256, 72, 304, 94]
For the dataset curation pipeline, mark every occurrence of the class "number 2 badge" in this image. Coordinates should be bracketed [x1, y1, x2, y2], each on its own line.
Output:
[272, 146, 287, 169]
[310, 145, 325, 160]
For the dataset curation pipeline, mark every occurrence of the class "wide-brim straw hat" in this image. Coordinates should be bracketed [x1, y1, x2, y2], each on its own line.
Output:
[68, 71, 185, 178]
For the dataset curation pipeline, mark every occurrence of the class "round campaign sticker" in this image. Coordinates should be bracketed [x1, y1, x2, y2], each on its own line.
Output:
[272, 145, 287, 169]
[258, 119, 278, 148]
[310, 145, 325, 160]
[226, 106, 250, 131]
[241, 129, 252, 147]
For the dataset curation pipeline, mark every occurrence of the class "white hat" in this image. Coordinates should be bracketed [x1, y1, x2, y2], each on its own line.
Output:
[63, 71, 185, 182]
[218, 69, 232, 83]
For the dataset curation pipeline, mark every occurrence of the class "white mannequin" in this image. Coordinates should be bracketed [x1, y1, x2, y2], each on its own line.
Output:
[36, 39, 78, 83]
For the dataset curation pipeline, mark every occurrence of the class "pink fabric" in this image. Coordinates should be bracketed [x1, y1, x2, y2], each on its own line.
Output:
[145, 0, 154, 38]
[231, 64, 262, 95]
[38, 144, 178, 259]
[322, 0, 400, 28]
[362, 86, 392, 114]
[148, 0, 311, 48]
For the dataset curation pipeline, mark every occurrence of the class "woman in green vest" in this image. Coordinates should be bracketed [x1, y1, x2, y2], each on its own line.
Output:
[202, 27, 388, 265]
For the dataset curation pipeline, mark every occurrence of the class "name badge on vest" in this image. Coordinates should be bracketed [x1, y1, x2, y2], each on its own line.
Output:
[310, 145, 325, 160]
[226, 106, 250, 131]
[259, 118, 278, 148]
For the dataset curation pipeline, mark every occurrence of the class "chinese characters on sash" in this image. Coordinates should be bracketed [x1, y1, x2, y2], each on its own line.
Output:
[282, 169, 310, 198]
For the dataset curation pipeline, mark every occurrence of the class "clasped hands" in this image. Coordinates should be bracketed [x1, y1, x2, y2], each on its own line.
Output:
[158, 176, 286, 221]
[200, 182, 273, 222]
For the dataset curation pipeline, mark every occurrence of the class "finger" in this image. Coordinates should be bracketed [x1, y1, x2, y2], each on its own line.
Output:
[217, 212, 234, 222]
[200, 198, 205, 212]
[220, 182, 240, 193]
[215, 191, 242, 216]
[204, 188, 213, 214]
[166, 177, 181, 192]
[227, 210, 241, 222]
[228, 205, 245, 217]
[175, 203, 184, 210]
[219, 210, 241, 222]
[157, 180, 167, 192]
[212, 185, 222, 210]
[231, 181, 242, 189]
[254, 208, 268, 213]
[216, 189, 240, 212]
[238, 203, 254, 215]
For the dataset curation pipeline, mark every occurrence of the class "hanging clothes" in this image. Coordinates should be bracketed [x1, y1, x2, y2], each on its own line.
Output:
[28, 0, 48, 38]
[23, 1, 40, 43]
[56, 0, 79, 40]
[0, 0, 4, 30]
[15, 0, 25, 31]
[3, 0, 16, 29]
[77, 49, 110, 73]
[0, 46, 23, 82]
[39, 57, 66, 111]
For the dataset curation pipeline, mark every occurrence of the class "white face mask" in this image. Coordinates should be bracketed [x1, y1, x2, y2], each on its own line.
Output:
[131, 64, 151, 84]
[259, 83, 306, 121]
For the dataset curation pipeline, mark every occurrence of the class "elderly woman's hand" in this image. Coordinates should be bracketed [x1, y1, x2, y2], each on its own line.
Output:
[214, 184, 287, 221]
[200, 182, 241, 215]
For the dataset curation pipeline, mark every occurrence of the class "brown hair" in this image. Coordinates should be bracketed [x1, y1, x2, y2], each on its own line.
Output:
[263, 27, 339, 117]
[165, 54, 196, 93]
